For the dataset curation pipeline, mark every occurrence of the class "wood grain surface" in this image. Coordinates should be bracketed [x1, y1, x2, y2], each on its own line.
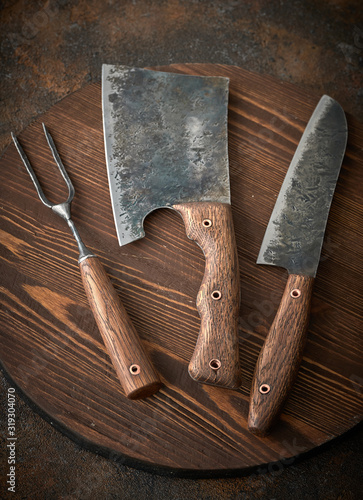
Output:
[0, 64, 362, 477]
[79, 255, 162, 399]
[248, 274, 315, 436]
[173, 202, 241, 388]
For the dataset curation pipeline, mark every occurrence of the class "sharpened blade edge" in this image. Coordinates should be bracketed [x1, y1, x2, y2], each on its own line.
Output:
[102, 65, 145, 245]
[257, 95, 348, 277]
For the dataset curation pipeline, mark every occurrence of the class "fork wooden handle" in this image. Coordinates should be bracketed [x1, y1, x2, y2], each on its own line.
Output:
[79, 255, 162, 399]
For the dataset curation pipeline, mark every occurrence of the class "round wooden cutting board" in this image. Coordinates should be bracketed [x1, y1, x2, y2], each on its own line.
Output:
[1, 64, 362, 477]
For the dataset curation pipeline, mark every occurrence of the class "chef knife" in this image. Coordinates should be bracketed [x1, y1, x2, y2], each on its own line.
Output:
[248, 95, 348, 435]
[102, 65, 241, 389]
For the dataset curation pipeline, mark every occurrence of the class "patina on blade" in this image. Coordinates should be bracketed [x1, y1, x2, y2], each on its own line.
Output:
[257, 95, 347, 277]
[102, 64, 230, 246]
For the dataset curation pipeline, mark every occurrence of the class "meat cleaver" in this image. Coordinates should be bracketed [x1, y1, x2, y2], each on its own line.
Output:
[248, 95, 348, 435]
[102, 65, 241, 389]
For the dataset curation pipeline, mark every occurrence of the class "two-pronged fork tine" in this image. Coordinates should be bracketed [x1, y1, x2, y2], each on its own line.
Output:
[12, 124, 162, 399]
[12, 124, 91, 261]
[12, 123, 74, 208]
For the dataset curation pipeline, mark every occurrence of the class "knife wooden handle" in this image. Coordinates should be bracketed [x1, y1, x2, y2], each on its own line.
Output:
[79, 256, 162, 399]
[173, 202, 241, 389]
[248, 274, 314, 435]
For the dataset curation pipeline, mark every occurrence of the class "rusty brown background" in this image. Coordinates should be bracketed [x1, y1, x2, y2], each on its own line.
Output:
[1, 1, 362, 499]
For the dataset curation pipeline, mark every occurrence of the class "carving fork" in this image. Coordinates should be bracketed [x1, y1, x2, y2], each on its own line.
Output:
[12, 124, 162, 399]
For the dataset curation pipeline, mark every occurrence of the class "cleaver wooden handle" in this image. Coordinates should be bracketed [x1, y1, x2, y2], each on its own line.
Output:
[173, 202, 241, 389]
[79, 255, 162, 399]
[248, 274, 314, 435]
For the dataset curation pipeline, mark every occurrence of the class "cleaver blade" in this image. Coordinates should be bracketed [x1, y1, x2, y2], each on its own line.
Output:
[102, 65, 241, 389]
[248, 95, 348, 435]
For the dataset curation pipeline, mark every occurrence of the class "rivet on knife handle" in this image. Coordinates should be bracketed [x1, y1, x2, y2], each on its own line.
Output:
[12, 124, 162, 400]
[248, 274, 314, 435]
[174, 202, 241, 388]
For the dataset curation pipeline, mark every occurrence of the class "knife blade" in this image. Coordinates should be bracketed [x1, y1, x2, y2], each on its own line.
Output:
[248, 95, 348, 435]
[102, 65, 241, 389]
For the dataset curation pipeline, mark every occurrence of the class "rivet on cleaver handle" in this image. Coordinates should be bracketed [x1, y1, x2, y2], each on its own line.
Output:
[248, 95, 348, 435]
[102, 65, 241, 389]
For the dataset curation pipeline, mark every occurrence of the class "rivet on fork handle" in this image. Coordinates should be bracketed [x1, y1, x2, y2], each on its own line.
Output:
[12, 124, 162, 399]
